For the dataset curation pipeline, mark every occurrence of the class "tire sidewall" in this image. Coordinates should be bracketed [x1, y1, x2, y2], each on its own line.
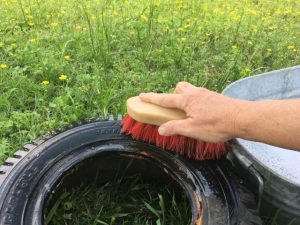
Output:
[0, 121, 260, 225]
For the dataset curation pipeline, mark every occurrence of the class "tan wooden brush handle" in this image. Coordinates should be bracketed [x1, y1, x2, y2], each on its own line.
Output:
[127, 96, 186, 126]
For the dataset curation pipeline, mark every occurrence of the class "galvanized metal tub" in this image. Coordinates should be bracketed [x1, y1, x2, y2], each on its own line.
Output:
[222, 65, 300, 224]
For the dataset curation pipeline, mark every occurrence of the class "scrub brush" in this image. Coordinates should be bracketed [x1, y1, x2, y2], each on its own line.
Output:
[121, 96, 230, 160]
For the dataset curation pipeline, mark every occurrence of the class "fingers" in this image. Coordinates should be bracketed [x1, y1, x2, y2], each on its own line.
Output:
[158, 119, 193, 137]
[139, 93, 185, 109]
[139, 81, 208, 109]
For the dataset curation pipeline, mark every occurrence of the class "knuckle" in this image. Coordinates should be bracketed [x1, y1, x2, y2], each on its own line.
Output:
[179, 81, 192, 89]
[177, 81, 188, 87]
[198, 87, 208, 92]
[175, 83, 185, 93]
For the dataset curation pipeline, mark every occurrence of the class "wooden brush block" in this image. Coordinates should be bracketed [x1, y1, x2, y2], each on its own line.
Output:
[126, 96, 186, 126]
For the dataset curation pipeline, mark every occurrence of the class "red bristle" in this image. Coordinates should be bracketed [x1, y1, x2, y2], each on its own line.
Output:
[186, 138, 196, 159]
[166, 135, 176, 149]
[177, 136, 186, 155]
[216, 143, 226, 159]
[185, 137, 195, 158]
[165, 135, 180, 150]
[142, 124, 156, 142]
[210, 143, 221, 159]
[149, 126, 159, 144]
[204, 145, 211, 160]
[164, 136, 171, 149]
[173, 135, 186, 155]
[121, 114, 230, 160]
[121, 115, 136, 134]
[131, 121, 146, 139]
[155, 133, 165, 148]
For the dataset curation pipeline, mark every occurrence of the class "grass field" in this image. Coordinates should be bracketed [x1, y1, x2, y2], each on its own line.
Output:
[0, 0, 300, 224]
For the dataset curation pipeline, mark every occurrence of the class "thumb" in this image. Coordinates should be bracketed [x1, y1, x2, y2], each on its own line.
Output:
[158, 119, 191, 137]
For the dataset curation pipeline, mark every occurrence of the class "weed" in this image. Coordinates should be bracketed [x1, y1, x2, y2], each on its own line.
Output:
[45, 175, 191, 225]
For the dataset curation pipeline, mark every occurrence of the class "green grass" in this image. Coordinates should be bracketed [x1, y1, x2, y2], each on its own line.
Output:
[0, 0, 299, 163]
[45, 174, 191, 225]
[0, 0, 300, 224]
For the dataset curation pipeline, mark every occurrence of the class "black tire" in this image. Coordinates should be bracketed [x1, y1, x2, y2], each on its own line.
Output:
[0, 118, 262, 225]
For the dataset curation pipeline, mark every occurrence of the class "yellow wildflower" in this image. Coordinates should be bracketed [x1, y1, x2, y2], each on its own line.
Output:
[181, 37, 187, 43]
[261, 17, 267, 21]
[0, 64, 7, 69]
[64, 55, 71, 60]
[233, 15, 241, 21]
[284, 8, 292, 15]
[244, 67, 251, 73]
[267, 48, 272, 52]
[27, 15, 33, 20]
[157, 17, 168, 24]
[269, 25, 277, 31]
[75, 24, 82, 30]
[51, 22, 58, 27]
[11, 43, 17, 47]
[184, 24, 191, 29]
[249, 9, 257, 15]
[274, 9, 281, 15]
[59, 74, 68, 81]
[140, 14, 148, 22]
[30, 38, 37, 43]
[41, 80, 49, 85]
[287, 45, 295, 50]
[231, 45, 237, 49]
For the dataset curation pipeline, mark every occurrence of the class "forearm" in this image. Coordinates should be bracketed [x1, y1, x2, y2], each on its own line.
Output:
[235, 99, 300, 150]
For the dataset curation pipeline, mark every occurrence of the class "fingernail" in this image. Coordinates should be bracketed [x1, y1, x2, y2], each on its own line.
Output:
[158, 127, 167, 136]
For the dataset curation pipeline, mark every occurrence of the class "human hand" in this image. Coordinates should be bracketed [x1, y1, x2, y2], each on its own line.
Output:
[139, 82, 249, 143]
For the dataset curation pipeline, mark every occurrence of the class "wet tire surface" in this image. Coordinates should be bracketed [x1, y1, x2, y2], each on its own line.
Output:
[0, 118, 262, 225]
